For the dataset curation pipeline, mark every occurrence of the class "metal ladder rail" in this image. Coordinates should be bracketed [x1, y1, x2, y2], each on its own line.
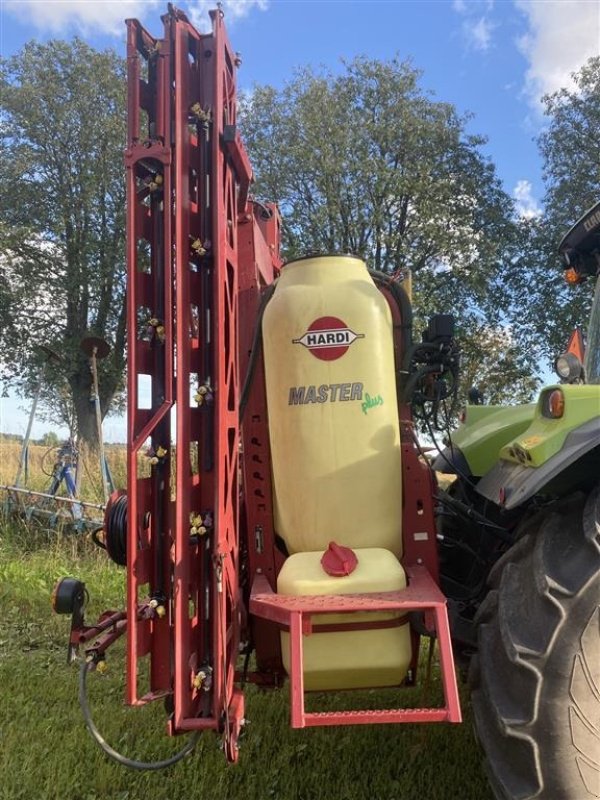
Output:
[125, 16, 174, 705]
[167, 10, 249, 754]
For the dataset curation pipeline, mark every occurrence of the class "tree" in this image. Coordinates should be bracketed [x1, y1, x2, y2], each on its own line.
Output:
[239, 59, 536, 402]
[501, 57, 600, 367]
[540, 57, 600, 231]
[460, 324, 539, 405]
[39, 431, 60, 447]
[0, 39, 127, 447]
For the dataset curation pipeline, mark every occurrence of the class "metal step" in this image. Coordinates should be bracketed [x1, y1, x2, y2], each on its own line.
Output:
[250, 564, 462, 729]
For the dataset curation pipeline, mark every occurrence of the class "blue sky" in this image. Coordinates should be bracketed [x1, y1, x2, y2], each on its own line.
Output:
[1, 0, 598, 442]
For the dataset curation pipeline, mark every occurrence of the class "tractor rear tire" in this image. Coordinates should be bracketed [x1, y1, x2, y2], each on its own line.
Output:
[470, 486, 600, 800]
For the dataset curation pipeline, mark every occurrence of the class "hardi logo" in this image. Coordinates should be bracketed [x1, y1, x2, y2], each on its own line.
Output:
[292, 316, 365, 361]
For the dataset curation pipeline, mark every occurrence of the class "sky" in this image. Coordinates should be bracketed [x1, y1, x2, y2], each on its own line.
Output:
[0, 0, 599, 442]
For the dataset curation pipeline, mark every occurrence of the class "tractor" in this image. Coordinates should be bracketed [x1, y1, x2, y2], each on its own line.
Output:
[50, 6, 598, 800]
[435, 201, 600, 800]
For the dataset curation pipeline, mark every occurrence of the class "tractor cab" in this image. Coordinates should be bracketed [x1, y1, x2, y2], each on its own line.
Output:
[557, 200, 600, 384]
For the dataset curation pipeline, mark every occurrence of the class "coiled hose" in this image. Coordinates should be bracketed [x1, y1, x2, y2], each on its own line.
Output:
[79, 660, 199, 770]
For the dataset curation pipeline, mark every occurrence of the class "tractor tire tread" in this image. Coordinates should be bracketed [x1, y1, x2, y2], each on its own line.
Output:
[470, 485, 600, 800]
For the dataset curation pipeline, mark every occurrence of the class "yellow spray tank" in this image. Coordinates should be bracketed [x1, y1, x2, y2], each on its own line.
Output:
[262, 255, 410, 690]
[262, 254, 403, 556]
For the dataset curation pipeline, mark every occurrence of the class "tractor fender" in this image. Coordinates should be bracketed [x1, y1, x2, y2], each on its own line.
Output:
[433, 403, 536, 478]
[432, 446, 472, 477]
[476, 417, 600, 511]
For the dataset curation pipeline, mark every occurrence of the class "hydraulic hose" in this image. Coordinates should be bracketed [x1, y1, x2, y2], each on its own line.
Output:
[435, 490, 514, 543]
[79, 661, 199, 770]
[104, 494, 128, 567]
[239, 281, 277, 420]
[367, 269, 413, 364]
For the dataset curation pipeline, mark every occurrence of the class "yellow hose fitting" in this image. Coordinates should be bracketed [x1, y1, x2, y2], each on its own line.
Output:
[191, 238, 206, 257]
[190, 103, 212, 125]
[192, 670, 207, 690]
[148, 317, 165, 341]
[148, 179, 162, 192]
[194, 385, 209, 405]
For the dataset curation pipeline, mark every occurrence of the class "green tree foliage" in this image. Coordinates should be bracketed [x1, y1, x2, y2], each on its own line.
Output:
[502, 57, 600, 366]
[541, 57, 600, 229]
[0, 39, 126, 447]
[460, 325, 538, 405]
[239, 59, 534, 403]
[39, 431, 60, 447]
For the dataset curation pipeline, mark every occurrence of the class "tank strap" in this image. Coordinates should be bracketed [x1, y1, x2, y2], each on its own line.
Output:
[278, 615, 409, 634]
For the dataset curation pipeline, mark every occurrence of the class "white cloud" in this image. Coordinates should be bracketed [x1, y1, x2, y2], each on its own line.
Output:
[513, 179, 541, 219]
[2, 0, 268, 37]
[2, 0, 160, 36]
[452, 1, 497, 52]
[515, 0, 600, 108]
[466, 16, 494, 51]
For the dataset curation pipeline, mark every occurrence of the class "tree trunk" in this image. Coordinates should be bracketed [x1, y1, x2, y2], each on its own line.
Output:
[73, 383, 99, 451]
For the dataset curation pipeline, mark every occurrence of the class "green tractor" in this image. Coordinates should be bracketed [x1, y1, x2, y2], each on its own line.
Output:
[435, 202, 600, 800]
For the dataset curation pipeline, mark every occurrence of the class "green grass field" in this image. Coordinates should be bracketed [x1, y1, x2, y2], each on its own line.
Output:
[0, 515, 492, 800]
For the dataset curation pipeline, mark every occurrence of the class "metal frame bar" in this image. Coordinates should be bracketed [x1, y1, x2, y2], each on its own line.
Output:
[125, 14, 174, 705]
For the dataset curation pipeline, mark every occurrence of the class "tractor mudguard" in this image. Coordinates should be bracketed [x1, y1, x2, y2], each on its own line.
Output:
[432, 403, 536, 478]
[432, 444, 472, 477]
[476, 417, 600, 510]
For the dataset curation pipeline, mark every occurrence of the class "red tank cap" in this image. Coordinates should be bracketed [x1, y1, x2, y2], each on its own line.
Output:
[321, 542, 358, 577]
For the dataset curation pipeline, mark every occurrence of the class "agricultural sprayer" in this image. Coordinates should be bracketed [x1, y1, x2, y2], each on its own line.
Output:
[52, 7, 599, 799]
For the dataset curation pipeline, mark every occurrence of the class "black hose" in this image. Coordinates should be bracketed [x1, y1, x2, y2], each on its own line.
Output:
[368, 269, 413, 366]
[436, 491, 514, 542]
[79, 661, 198, 770]
[105, 494, 128, 566]
[402, 364, 443, 404]
[91, 527, 106, 551]
[239, 282, 277, 420]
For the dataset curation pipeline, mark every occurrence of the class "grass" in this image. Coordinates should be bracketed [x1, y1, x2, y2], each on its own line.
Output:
[0, 514, 493, 800]
[0, 440, 128, 501]
[0, 443, 487, 799]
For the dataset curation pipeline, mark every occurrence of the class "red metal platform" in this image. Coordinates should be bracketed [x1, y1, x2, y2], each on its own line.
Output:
[250, 565, 462, 728]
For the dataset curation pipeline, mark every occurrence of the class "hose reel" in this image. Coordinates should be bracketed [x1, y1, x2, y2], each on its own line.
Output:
[99, 492, 128, 566]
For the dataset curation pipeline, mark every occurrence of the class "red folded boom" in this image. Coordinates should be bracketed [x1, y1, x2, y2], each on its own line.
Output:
[53, 4, 460, 766]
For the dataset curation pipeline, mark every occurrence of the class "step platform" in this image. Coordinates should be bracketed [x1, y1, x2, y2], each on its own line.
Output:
[250, 564, 462, 728]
